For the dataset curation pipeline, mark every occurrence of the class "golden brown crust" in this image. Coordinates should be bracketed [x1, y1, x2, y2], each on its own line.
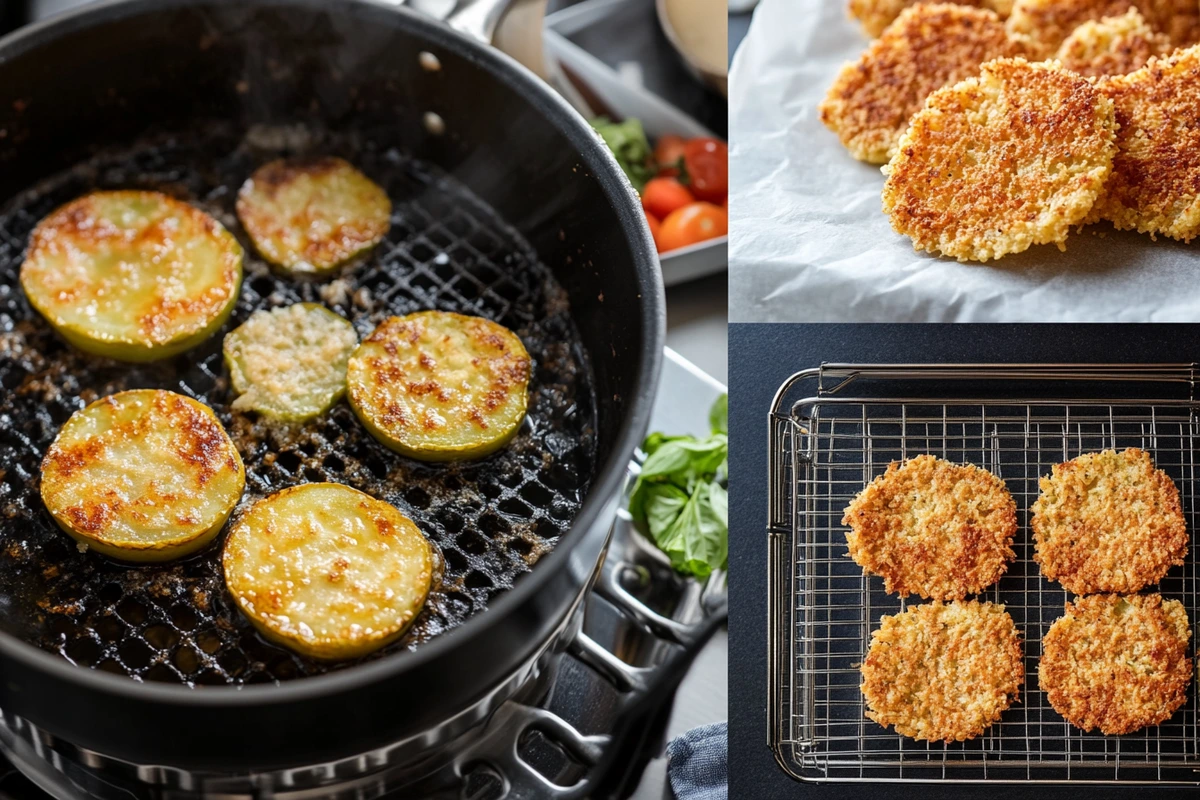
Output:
[861, 600, 1024, 742]
[842, 454, 1017, 600]
[849, 0, 1013, 38]
[1039, 593, 1191, 735]
[40, 389, 245, 559]
[1055, 8, 1174, 77]
[1008, 0, 1199, 58]
[1090, 45, 1200, 241]
[1031, 447, 1186, 594]
[236, 157, 391, 273]
[881, 57, 1116, 262]
[821, 4, 1023, 163]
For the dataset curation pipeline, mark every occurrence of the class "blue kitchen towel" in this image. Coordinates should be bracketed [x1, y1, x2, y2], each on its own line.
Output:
[667, 722, 728, 800]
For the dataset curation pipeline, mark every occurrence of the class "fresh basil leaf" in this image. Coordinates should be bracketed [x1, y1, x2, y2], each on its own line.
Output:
[643, 483, 690, 539]
[638, 434, 727, 485]
[642, 432, 691, 458]
[653, 481, 728, 579]
[709, 394, 728, 435]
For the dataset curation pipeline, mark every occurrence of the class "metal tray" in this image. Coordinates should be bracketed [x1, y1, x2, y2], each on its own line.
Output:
[767, 364, 1200, 785]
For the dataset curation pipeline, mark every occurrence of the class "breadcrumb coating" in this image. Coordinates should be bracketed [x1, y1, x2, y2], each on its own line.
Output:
[822, 4, 1022, 163]
[850, 0, 1014, 38]
[1055, 8, 1174, 77]
[881, 58, 1116, 262]
[1090, 45, 1200, 241]
[861, 600, 1024, 742]
[843, 454, 1017, 599]
[1008, 0, 1199, 58]
[1039, 593, 1191, 735]
[1032, 448, 1186, 594]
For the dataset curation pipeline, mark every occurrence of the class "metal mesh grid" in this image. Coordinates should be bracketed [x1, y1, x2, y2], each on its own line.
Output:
[773, 389, 1200, 784]
[0, 125, 597, 686]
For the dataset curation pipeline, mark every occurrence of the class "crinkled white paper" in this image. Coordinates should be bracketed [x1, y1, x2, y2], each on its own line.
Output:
[729, 0, 1200, 322]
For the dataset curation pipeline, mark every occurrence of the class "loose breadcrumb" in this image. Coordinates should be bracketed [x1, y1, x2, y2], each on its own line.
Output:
[1032, 448, 1186, 594]
[842, 454, 1016, 600]
[1090, 45, 1200, 241]
[1055, 8, 1174, 77]
[1008, 0, 1199, 58]
[822, 4, 1022, 164]
[881, 58, 1116, 262]
[850, 0, 1013, 38]
[1040, 593, 1191, 735]
[861, 600, 1024, 742]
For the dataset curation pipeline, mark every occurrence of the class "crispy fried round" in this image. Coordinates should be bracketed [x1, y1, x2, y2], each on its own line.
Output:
[1040, 593, 1191, 734]
[861, 600, 1023, 742]
[1055, 8, 1174, 77]
[1032, 448, 1186, 594]
[842, 455, 1016, 600]
[850, 0, 1013, 38]
[822, 4, 1023, 163]
[1008, 0, 1198, 57]
[1090, 44, 1200, 241]
[237, 157, 391, 275]
[881, 58, 1116, 262]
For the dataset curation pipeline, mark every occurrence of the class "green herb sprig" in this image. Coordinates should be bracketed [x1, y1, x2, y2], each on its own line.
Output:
[628, 394, 728, 579]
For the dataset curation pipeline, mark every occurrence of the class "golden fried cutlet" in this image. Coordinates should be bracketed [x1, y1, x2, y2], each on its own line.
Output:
[1056, 8, 1174, 77]
[842, 454, 1017, 599]
[1009, 0, 1198, 57]
[850, 0, 1014, 38]
[881, 58, 1116, 262]
[1032, 447, 1186, 594]
[1040, 594, 1191, 735]
[861, 600, 1024, 742]
[822, 4, 1023, 164]
[1091, 45, 1200, 241]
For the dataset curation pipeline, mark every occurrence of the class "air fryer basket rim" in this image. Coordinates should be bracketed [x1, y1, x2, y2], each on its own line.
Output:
[0, 0, 665, 705]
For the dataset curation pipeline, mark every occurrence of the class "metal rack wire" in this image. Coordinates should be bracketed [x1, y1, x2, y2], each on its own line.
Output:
[768, 364, 1200, 784]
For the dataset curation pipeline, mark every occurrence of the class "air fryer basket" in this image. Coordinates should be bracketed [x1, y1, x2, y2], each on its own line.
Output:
[0, 0, 662, 772]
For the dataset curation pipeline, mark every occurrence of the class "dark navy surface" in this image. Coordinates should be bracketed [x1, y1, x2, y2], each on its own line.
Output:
[728, 324, 1195, 799]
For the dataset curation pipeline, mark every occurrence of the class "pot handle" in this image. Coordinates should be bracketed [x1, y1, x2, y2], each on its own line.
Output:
[446, 0, 549, 79]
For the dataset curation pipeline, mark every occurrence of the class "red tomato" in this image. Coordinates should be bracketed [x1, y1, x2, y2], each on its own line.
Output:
[658, 202, 728, 252]
[644, 209, 666, 253]
[683, 137, 728, 204]
[641, 177, 695, 221]
[654, 134, 688, 177]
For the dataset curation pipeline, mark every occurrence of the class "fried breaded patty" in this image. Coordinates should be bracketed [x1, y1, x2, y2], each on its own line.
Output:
[850, 0, 1014, 38]
[861, 600, 1023, 742]
[1032, 448, 1186, 594]
[1009, 0, 1199, 57]
[1090, 45, 1200, 241]
[1055, 8, 1174, 77]
[881, 58, 1116, 262]
[822, 4, 1022, 163]
[842, 455, 1016, 599]
[1040, 594, 1191, 735]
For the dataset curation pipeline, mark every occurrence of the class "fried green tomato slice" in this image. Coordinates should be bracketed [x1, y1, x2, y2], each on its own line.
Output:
[223, 303, 358, 422]
[236, 157, 391, 275]
[20, 191, 243, 362]
[40, 389, 245, 562]
[347, 311, 531, 461]
[222, 483, 434, 660]
[1040, 594, 1192, 734]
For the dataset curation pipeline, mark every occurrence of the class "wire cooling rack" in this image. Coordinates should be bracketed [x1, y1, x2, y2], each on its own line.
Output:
[767, 364, 1200, 785]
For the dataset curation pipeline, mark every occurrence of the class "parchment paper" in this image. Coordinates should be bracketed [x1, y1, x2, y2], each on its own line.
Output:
[728, 0, 1200, 322]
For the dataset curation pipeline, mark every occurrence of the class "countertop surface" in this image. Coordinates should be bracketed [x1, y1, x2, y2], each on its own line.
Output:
[728, 324, 1200, 799]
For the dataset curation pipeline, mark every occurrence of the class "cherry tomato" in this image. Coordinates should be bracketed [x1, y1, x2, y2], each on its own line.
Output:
[683, 138, 728, 204]
[644, 209, 666, 253]
[658, 202, 728, 252]
[654, 134, 688, 177]
[641, 177, 695, 221]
